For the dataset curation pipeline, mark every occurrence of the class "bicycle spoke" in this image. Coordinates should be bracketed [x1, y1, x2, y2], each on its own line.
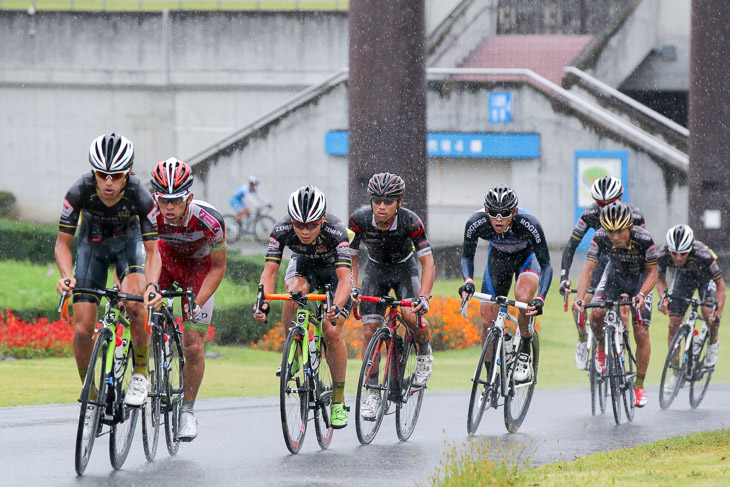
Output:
[659, 326, 689, 410]
[690, 333, 714, 408]
[356, 329, 390, 445]
[109, 342, 139, 470]
[504, 334, 539, 433]
[142, 333, 163, 462]
[396, 333, 424, 441]
[467, 330, 499, 435]
[164, 322, 184, 456]
[280, 328, 308, 453]
[314, 340, 333, 450]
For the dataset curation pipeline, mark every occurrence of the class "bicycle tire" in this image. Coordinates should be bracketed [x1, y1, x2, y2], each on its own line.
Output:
[75, 327, 111, 476]
[223, 214, 242, 243]
[606, 330, 622, 424]
[504, 333, 540, 433]
[253, 215, 276, 244]
[109, 342, 140, 470]
[280, 327, 308, 453]
[659, 326, 690, 410]
[164, 320, 184, 456]
[467, 329, 500, 435]
[690, 332, 714, 408]
[355, 328, 391, 445]
[396, 331, 425, 442]
[620, 333, 636, 422]
[142, 330, 163, 462]
[589, 335, 607, 416]
[313, 338, 334, 450]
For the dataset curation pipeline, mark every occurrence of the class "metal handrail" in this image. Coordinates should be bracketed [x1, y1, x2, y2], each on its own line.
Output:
[427, 67, 688, 170]
[564, 66, 689, 137]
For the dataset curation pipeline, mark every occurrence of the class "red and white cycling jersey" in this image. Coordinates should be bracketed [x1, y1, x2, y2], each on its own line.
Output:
[156, 200, 226, 291]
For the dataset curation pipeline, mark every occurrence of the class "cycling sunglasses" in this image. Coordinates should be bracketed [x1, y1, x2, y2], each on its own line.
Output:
[154, 192, 190, 205]
[371, 197, 398, 206]
[94, 170, 129, 182]
[487, 209, 514, 219]
[596, 198, 619, 207]
[292, 220, 322, 230]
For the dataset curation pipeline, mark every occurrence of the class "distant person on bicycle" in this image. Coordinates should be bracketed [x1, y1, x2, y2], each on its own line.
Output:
[55, 133, 162, 413]
[573, 201, 657, 407]
[252, 185, 352, 429]
[230, 175, 270, 223]
[559, 176, 645, 371]
[655, 224, 725, 394]
[150, 157, 227, 442]
[458, 185, 552, 384]
[348, 173, 435, 419]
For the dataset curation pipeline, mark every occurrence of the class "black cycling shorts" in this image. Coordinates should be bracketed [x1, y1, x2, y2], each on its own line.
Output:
[667, 274, 717, 317]
[285, 255, 352, 309]
[481, 246, 540, 297]
[593, 263, 652, 325]
[359, 257, 420, 323]
[74, 228, 146, 304]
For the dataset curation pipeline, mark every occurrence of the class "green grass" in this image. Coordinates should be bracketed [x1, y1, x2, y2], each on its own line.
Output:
[0, 260, 61, 315]
[0, 0, 349, 12]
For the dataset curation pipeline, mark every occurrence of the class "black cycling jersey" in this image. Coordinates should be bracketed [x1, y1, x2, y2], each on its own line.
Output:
[59, 172, 158, 242]
[265, 213, 351, 269]
[657, 240, 723, 283]
[560, 201, 645, 280]
[461, 208, 552, 299]
[586, 226, 657, 275]
[348, 206, 432, 265]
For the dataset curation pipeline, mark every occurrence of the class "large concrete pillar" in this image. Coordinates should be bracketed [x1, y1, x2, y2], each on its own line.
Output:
[689, 0, 730, 267]
[349, 0, 428, 222]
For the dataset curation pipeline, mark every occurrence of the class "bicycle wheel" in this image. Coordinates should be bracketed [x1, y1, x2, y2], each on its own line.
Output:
[606, 330, 626, 425]
[620, 335, 636, 422]
[313, 339, 334, 450]
[355, 328, 390, 445]
[659, 326, 690, 410]
[253, 214, 276, 244]
[223, 214, 241, 243]
[109, 342, 140, 470]
[164, 323, 184, 456]
[690, 332, 714, 408]
[396, 332, 425, 442]
[75, 327, 111, 476]
[504, 333, 540, 433]
[280, 327, 308, 453]
[589, 334, 606, 416]
[467, 329, 500, 435]
[142, 332, 163, 462]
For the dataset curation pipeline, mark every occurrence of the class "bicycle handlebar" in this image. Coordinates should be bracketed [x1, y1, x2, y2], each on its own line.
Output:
[459, 292, 529, 318]
[255, 283, 337, 326]
[351, 294, 424, 328]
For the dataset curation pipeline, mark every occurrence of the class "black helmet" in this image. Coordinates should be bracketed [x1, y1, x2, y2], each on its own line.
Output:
[599, 201, 633, 231]
[288, 185, 327, 223]
[88, 133, 134, 173]
[483, 185, 518, 212]
[367, 172, 405, 198]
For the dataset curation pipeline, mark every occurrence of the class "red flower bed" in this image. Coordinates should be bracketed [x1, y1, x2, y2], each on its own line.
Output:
[0, 310, 74, 359]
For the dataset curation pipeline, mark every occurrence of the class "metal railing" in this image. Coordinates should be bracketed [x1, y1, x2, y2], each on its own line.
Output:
[0, 0, 349, 12]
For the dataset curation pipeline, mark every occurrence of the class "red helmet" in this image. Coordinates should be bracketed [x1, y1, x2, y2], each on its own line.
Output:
[150, 158, 194, 196]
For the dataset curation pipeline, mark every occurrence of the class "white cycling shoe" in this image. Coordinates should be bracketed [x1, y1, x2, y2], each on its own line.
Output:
[414, 355, 433, 386]
[179, 411, 198, 442]
[360, 391, 382, 421]
[124, 374, 149, 407]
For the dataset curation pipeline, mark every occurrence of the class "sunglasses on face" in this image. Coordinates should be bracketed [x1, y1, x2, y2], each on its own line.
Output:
[487, 209, 513, 219]
[670, 251, 689, 258]
[155, 193, 189, 205]
[596, 198, 618, 208]
[94, 170, 128, 182]
[292, 220, 321, 231]
[372, 197, 398, 206]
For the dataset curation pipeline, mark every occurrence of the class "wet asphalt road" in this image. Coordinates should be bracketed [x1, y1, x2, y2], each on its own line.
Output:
[2, 385, 729, 486]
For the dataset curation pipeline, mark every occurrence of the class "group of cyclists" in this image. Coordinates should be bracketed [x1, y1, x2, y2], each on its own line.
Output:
[55, 131, 725, 446]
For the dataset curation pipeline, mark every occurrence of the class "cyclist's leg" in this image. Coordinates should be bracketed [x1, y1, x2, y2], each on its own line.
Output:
[397, 258, 430, 351]
[358, 263, 388, 360]
[628, 275, 652, 392]
[283, 256, 311, 336]
[700, 279, 719, 339]
[479, 245, 511, 344]
[514, 253, 540, 343]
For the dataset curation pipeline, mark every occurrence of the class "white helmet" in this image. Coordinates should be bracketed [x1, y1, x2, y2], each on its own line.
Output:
[591, 176, 623, 203]
[666, 224, 694, 253]
[88, 133, 134, 173]
[288, 185, 326, 223]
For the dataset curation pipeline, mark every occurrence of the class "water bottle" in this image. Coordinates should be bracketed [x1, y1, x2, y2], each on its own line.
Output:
[114, 326, 127, 379]
[503, 332, 513, 355]
[693, 323, 708, 356]
[309, 333, 319, 370]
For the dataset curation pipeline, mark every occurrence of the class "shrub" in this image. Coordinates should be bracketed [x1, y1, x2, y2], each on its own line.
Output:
[0, 191, 18, 219]
[0, 219, 71, 264]
[213, 300, 285, 345]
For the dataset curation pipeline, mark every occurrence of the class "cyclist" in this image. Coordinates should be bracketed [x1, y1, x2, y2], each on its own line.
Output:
[573, 201, 657, 408]
[55, 133, 162, 424]
[348, 173, 435, 419]
[559, 176, 645, 370]
[230, 175, 270, 223]
[252, 185, 352, 429]
[458, 185, 552, 383]
[150, 158, 227, 441]
[656, 224, 725, 394]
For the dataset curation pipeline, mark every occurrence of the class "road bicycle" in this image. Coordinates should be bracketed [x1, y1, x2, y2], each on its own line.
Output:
[461, 292, 539, 434]
[223, 205, 276, 244]
[658, 294, 718, 410]
[255, 284, 334, 454]
[582, 298, 638, 425]
[353, 295, 425, 445]
[562, 288, 608, 416]
[141, 287, 194, 461]
[58, 284, 149, 475]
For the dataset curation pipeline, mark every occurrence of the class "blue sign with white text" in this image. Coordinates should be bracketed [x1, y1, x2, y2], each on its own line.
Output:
[325, 131, 539, 159]
[489, 92, 513, 123]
